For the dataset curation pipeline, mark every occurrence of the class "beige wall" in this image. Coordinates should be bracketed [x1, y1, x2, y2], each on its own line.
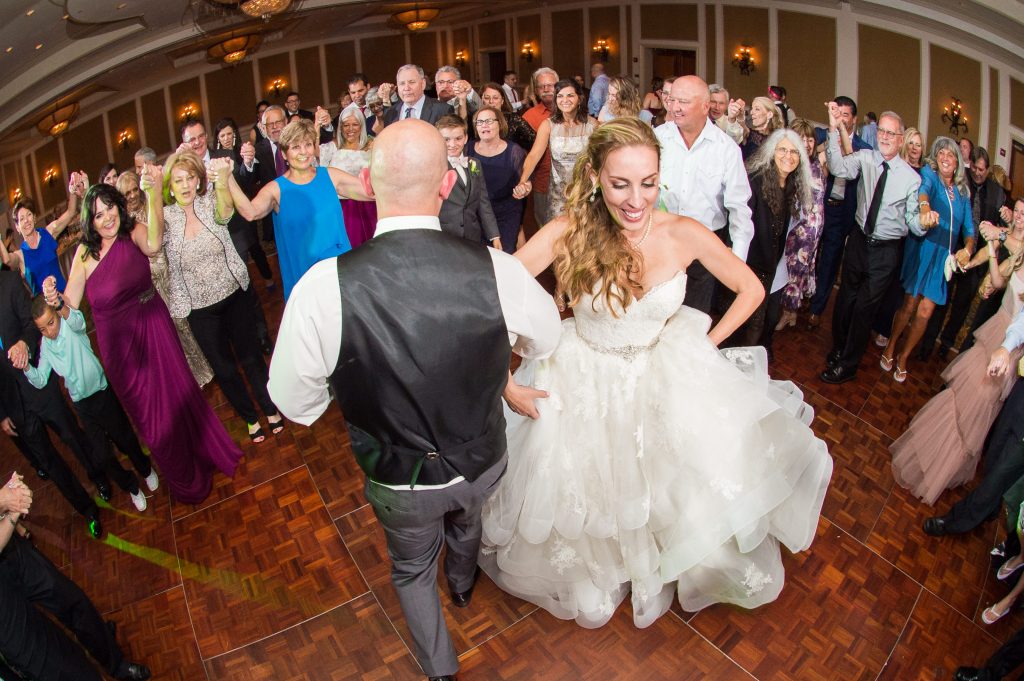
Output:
[324, 40, 357, 100]
[551, 9, 584, 82]
[105, 100, 140, 173]
[516, 14, 542, 78]
[858, 25, 920, 131]
[451, 28, 472, 83]
[34, 139, 62, 209]
[705, 7, 716, 84]
[140, 89, 171, 155]
[641, 4, 698, 42]
[62, 116, 107, 184]
[478, 20, 505, 50]
[1011, 77, 1024, 131]
[168, 77, 201, 141]
[723, 6, 769, 100]
[409, 32, 438, 77]
[589, 6, 622, 76]
[777, 11, 836, 122]
[929, 45, 981, 146]
[205, 66, 256, 136]
[988, 67, 999, 154]
[294, 46, 325, 105]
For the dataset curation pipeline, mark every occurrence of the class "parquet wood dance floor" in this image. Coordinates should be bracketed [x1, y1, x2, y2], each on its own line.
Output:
[1, 255, 1014, 681]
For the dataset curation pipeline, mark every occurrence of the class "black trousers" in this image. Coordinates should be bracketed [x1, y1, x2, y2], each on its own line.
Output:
[831, 229, 903, 371]
[0, 537, 124, 681]
[810, 203, 855, 315]
[683, 227, 731, 315]
[73, 386, 152, 494]
[969, 625, 1024, 679]
[945, 380, 1024, 533]
[13, 381, 98, 517]
[187, 287, 276, 424]
[922, 265, 985, 352]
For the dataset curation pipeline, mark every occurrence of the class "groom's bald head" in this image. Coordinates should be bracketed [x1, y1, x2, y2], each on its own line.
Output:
[366, 119, 454, 217]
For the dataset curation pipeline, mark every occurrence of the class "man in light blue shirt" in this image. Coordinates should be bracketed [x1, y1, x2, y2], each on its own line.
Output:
[587, 63, 609, 117]
[25, 296, 157, 511]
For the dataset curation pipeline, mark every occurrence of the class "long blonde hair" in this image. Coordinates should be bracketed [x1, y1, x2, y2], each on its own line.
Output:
[554, 118, 659, 315]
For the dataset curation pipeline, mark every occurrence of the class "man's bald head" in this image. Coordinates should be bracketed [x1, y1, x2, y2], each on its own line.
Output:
[367, 119, 455, 217]
[668, 75, 711, 138]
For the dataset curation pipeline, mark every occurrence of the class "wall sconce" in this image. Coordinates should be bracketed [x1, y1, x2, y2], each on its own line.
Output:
[11, 187, 22, 203]
[43, 167, 58, 187]
[942, 97, 969, 137]
[116, 128, 134, 151]
[592, 38, 609, 62]
[269, 78, 287, 98]
[454, 50, 466, 68]
[732, 47, 756, 76]
[521, 42, 535, 63]
[180, 104, 198, 122]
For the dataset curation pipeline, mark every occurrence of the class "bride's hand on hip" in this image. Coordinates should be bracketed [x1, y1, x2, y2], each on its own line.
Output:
[503, 378, 548, 419]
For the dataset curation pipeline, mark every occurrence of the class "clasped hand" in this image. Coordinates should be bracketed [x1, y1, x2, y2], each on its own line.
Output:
[920, 210, 940, 229]
[989, 347, 1013, 377]
[0, 472, 32, 516]
[139, 163, 163, 193]
[208, 157, 233, 186]
[512, 181, 532, 200]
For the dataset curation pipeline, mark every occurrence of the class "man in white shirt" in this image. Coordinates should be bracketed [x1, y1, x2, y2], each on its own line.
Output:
[708, 84, 746, 145]
[269, 118, 560, 681]
[655, 75, 754, 314]
[501, 70, 523, 111]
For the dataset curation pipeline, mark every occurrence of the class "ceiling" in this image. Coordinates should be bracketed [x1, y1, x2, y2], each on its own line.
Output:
[0, 0, 1021, 158]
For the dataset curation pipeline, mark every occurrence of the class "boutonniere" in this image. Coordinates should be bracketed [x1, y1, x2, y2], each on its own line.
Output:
[468, 158, 481, 176]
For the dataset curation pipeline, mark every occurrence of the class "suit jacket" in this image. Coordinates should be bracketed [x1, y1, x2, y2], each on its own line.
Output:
[745, 174, 791, 280]
[252, 139, 281, 189]
[382, 97, 455, 127]
[439, 160, 500, 244]
[0, 271, 43, 424]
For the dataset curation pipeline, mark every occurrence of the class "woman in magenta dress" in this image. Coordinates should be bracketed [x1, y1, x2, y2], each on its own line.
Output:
[45, 175, 241, 505]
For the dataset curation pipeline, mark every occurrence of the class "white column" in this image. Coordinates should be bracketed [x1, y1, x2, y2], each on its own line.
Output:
[917, 40, 930, 143]
[834, 3, 858, 100]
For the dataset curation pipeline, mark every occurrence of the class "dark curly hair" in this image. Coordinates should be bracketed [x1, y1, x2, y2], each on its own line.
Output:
[550, 78, 589, 126]
[79, 183, 134, 262]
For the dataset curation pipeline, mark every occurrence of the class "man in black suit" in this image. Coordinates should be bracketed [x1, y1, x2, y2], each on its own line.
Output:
[381, 64, 455, 127]
[436, 115, 501, 249]
[284, 91, 334, 144]
[0, 271, 102, 537]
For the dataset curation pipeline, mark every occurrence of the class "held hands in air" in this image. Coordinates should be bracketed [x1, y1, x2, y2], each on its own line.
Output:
[240, 141, 256, 166]
[314, 106, 332, 129]
[67, 171, 88, 198]
[139, 163, 163, 194]
[42, 275, 59, 307]
[727, 98, 746, 122]
[208, 157, 233, 187]
[377, 83, 394, 103]
[825, 101, 842, 130]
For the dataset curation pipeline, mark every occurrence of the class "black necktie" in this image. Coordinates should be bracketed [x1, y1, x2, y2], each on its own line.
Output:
[404, 107, 413, 119]
[863, 161, 889, 236]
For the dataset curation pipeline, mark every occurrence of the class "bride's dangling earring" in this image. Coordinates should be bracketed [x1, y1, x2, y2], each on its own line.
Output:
[589, 183, 600, 203]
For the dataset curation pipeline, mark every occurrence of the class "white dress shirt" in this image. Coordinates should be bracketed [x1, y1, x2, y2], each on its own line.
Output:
[655, 118, 754, 260]
[1003, 308, 1024, 353]
[268, 215, 562, 428]
[502, 83, 523, 111]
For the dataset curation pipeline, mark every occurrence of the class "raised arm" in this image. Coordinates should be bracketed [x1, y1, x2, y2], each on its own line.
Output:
[51, 246, 87, 309]
[0, 235, 23, 273]
[45, 172, 86, 239]
[208, 158, 236, 224]
[228, 173, 278, 221]
[326, 166, 371, 201]
[133, 164, 165, 257]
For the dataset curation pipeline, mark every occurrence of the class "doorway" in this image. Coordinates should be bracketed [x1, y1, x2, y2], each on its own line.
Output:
[480, 49, 508, 85]
[648, 48, 697, 84]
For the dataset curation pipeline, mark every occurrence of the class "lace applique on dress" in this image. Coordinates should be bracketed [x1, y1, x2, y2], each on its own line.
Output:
[742, 563, 774, 596]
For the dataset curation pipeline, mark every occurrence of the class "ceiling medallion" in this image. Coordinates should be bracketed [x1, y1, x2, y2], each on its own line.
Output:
[36, 101, 80, 139]
[207, 33, 264, 64]
[392, 5, 440, 31]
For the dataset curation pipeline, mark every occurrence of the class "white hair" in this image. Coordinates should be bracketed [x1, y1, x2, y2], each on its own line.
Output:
[338, 103, 369, 150]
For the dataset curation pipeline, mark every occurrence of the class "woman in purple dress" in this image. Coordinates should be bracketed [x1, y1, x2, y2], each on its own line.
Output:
[44, 174, 241, 505]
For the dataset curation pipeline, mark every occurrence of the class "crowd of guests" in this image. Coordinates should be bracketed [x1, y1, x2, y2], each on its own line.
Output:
[0, 54, 1020, 679]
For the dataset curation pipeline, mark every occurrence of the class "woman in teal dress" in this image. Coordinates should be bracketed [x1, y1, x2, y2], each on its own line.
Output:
[228, 118, 370, 300]
[881, 136, 974, 381]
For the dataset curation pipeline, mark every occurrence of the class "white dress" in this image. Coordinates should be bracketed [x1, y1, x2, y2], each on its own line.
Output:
[480, 271, 833, 628]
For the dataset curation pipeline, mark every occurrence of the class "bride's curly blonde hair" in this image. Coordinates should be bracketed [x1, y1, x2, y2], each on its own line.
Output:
[554, 117, 660, 316]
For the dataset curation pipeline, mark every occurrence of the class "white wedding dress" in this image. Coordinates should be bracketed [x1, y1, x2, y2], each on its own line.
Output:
[480, 271, 833, 628]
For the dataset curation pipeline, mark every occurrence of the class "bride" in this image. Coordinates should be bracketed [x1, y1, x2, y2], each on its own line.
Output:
[481, 117, 833, 628]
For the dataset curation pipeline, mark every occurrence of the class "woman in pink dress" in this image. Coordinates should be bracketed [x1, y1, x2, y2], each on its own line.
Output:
[44, 170, 241, 504]
[891, 199, 1024, 504]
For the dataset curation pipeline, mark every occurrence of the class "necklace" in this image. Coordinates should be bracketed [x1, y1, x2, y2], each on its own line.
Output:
[627, 213, 654, 251]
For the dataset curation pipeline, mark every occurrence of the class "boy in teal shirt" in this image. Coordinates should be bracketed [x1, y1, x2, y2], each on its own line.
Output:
[25, 296, 157, 511]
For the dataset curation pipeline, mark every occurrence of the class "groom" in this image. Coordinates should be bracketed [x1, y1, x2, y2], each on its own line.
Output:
[268, 118, 560, 680]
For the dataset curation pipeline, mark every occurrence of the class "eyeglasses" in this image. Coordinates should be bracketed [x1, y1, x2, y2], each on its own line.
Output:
[476, 118, 498, 126]
[877, 128, 901, 139]
[435, 79, 456, 86]
[265, 119, 286, 129]
[775, 147, 801, 158]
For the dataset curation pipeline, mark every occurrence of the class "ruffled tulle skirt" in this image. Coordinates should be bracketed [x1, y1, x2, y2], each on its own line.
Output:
[480, 306, 833, 628]
[891, 308, 1022, 504]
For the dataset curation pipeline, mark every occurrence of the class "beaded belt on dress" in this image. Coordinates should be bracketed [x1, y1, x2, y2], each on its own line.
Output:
[578, 334, 660, 361]
[138, 287, 156, 304]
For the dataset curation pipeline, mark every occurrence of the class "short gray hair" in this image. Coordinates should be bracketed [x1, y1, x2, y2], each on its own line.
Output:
[134, 147, 156, 162]
[436, 65, 460, 80]
[396, 64, 425, 80]
[709, 83, 728, 97]
[261, 104, 286, 126]
[879, 110, 904, 134]
[531, 66, 559, 90]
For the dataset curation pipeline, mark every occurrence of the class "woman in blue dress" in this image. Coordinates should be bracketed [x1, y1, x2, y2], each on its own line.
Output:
[0, 173, 86, 294]
[227, 118, 370, 300]
[881, 136, 974, 382]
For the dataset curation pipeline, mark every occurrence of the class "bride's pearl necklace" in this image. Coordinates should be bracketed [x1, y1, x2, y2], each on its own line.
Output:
[626, 213, 653, 251]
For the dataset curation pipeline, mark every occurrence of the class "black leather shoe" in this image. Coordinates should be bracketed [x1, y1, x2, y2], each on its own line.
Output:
[923, 516, 949, 536]
[34, 467, 49, 481]
[450, 567, 481, 608]
[96, 481, 112, 502]
[953, 667, 983, 681]
[826, 349, 842, 368]
[820, 365, 856, 384]
[427, 676, 456, 681]
[115, 662, 151, 680]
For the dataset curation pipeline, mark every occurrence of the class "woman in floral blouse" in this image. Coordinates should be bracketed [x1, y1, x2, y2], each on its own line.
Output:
[776, 119, 826, 330]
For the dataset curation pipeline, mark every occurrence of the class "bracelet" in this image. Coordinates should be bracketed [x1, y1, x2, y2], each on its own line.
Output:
[54, 296, 65, 311]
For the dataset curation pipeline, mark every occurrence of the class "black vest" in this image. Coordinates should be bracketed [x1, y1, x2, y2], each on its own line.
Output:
[330, 229, 510, 487]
